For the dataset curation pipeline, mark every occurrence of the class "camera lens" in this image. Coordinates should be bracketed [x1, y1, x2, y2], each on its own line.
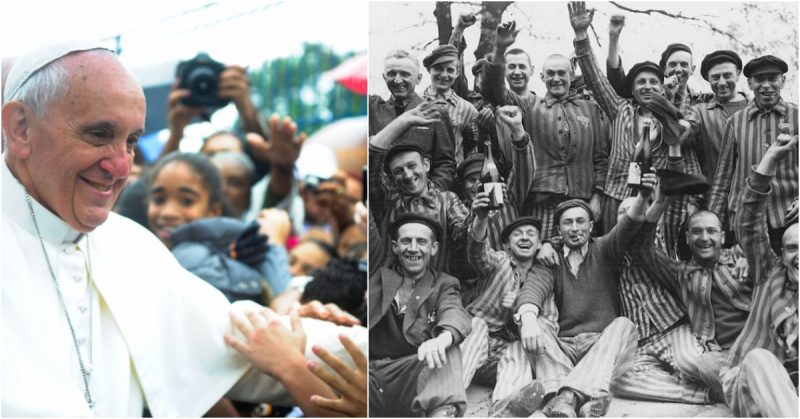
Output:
[187, 67, 218, 96]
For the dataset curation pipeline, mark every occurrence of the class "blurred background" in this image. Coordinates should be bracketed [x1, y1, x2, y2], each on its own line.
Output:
[370, 1, 798, 102]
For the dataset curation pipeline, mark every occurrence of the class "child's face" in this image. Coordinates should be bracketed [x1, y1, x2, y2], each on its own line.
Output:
[148, 161, 221, 247]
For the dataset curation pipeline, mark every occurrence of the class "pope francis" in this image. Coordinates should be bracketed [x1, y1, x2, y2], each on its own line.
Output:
[1, 40, 366, 416]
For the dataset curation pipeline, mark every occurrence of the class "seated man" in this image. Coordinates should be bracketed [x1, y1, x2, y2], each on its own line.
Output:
[721, 134, 798, 417]
[369, 213, 471, 417]
[512, 187, 652, 417]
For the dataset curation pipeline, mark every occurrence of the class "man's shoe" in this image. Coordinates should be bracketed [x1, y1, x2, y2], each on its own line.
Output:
[429, 404, 457, 417]
[491, 380, 546, 417]
[657, 168, 710, 196]
[542, 392, 578, 418]
[577, 394, 612, 417]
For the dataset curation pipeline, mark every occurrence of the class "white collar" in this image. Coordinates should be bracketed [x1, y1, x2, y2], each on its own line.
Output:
[2, 157, 83, 245]
[562, 242, 589, 259]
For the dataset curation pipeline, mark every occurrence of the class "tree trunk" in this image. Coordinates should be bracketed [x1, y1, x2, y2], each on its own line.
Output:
[434, 2, 453, 46]
[475, 1, 513, 60]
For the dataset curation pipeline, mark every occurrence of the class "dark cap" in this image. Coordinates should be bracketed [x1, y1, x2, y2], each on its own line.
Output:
[423, 44, 459, 69]
[622, 61, 664, 99]
[659, 43, 692, 69]
[500, 216, 543, 243]
[743, 55, 788, 77]
[700, 50, 742, 81]
[383, 144, 429, 176]
[554, 199, 594, 224]
[457, 152, 484, 178]
[390, 212, 443, 242]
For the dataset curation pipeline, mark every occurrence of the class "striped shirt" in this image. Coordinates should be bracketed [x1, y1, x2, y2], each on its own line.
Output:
[466, 231, 559, 341]
[574, 37, 703, 201]
[483, 62, 610, 200]
[708, 98, 799, 230]
[630, 221, 754, 348]
[422, 86, 479, 166]
[622, 224, 687, 341]
[729, 171, 798, 368]
[684, 94, 750, 203]
[369, 144, 470, 275]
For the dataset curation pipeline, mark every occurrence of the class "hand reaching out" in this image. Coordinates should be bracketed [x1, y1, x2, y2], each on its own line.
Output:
[307, 335, 368, 417]
[224, 308, 306, 378]
[568, 1, 595, 35]
[247, 114, 306, 169]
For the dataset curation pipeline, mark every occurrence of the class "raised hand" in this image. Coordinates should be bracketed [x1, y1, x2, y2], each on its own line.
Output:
[472, 190, 492, 220]
[496, 21, 519, 49]
[457, 13, 477, 29]
[609, 14, 625, 37]
[167, 79, 205, 137]
[568, 1, 595, 35]
[403, 101, 444, 126]
[247, 114, 306, 168]
[229, 220, 269, 267]
[217, 65, 252, 112]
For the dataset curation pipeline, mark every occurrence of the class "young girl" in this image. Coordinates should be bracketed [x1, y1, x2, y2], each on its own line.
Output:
[146, 151, 291, 303]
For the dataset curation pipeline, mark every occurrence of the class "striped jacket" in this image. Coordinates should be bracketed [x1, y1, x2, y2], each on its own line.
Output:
[708, 98, 798, 230]
[483, 61, 609, 201]
[574, 37, 702, 202]
[729, 171, 797, 368]
[422, 87, 479, 166]
[369, 144, 470, 275]
[631, 222, 754, 348]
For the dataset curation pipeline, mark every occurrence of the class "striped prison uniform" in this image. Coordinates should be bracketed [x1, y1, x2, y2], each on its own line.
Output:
[369, 92, 457, 192]
[630, 221, 754, 350]
[610, 223, 711, 404]
[459, 227, 559, 403]
[728, 171, 797, 380]
[369, 144, 470, 275]
[514, 215, 642, 396]
[720, 349, 799, 417]
[451, 134, 537, 295]
[709, 98, 799, 233]
[483, 59, 610, 241]
[684, 94, 750, 205]
[575, 36, 703, 259]
[422, 86, 479, 166]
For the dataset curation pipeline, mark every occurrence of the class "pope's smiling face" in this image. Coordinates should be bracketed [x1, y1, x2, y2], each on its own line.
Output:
[9, 51, 146, 233]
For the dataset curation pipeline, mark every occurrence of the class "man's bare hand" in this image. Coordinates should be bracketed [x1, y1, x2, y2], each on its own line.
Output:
[519, 314, 547, 354]
[167, 79, 205, 136]
[218, 65, 253, 112]
[568, 2, 595, 35]
[418, 331, 453, 369]
[224, 309, 306, 378]
[457, 13, 477, 29]
[609, 14, 625, 37]
[247, 114, 306, 168]
[536, 242, 560, 267]
[308, 335, 368, 417]
[496, 21, 519, 49]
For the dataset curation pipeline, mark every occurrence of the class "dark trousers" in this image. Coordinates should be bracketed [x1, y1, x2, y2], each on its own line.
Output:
[369, 346, 467, 417]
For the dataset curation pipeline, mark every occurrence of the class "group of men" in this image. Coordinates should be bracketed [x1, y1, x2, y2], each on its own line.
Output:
[368, 2, 798, 417]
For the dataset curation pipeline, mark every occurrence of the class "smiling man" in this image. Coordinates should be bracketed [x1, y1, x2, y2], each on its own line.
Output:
[709, 55, 798, 252]
[369, 213, 471, 417]
[1, 41, 366, 417]
[369, 49, 457, 191]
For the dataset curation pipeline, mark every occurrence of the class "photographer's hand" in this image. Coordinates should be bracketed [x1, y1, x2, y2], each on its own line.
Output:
[219, 65, 269, 140]
[161, 79, 205, 158]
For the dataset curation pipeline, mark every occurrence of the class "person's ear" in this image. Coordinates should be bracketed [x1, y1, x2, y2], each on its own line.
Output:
[2, 102, 33, 159]
[430, 240, 439, 257]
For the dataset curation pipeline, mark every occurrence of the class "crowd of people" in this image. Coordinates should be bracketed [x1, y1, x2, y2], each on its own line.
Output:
[368, 2, 798, 417]
[1, 37, 368, 416]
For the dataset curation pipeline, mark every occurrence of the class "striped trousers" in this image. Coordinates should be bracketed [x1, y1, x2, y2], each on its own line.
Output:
[369, 346, 467, 417]
[721, 349, 799, 417]
[610, 324, 711, 404]
[533, 317, 639, 398]
[460, 317, 548, 403]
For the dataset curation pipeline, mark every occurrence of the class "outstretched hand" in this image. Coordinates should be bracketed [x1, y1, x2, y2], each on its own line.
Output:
[568, 2, 595, 35]
[247, 114, 306, 168]
[224, 308, 306, 378]
[307, 335, 368, 417]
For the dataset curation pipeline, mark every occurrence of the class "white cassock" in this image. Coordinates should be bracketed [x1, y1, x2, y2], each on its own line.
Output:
[1, 161, 367, 417]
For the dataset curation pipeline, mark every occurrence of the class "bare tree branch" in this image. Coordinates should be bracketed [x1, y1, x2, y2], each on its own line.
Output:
[608, 1, 759, 54]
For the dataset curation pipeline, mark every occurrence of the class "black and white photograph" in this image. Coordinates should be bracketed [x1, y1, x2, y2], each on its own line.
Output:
[368, 1, 798, 417]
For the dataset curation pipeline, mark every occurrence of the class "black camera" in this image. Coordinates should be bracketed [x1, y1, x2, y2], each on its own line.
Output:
[175, 52, 230, 108]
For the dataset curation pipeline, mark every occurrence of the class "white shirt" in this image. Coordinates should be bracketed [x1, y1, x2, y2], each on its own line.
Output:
[1, 161, 366, 416]
[563, 243, 589, 277]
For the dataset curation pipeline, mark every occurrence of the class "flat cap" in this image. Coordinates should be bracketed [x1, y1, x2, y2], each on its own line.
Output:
[389, 212, 443, 242]
[622, 61, 664, 99]
[383, 143, 429, 176]
[743, 55, 788, 77]
[700, 50, 743, 81]
[659, 43, 692, 70]
[500, 216, 542, 243]
[423, 44, 459, 69]
[4, 39, 112, 102]
[457, 152, 484, 178]
[554, 199, 594, 224]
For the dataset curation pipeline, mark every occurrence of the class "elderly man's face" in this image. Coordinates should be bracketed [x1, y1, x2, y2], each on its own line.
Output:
[664, 51, 694, 85]
[17, 52, 145, 232]
[707, 62, 740, 103]
[383, 56, 421, 101]
[505, 53, 533, 93]
[429, 60, 459, 94]
[541, 56, 574, 99]
[392, 222, 438, 279]
[632, 71, 663, 106]
[388, 151, 429, 196]
[748, 72, 785, 109]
